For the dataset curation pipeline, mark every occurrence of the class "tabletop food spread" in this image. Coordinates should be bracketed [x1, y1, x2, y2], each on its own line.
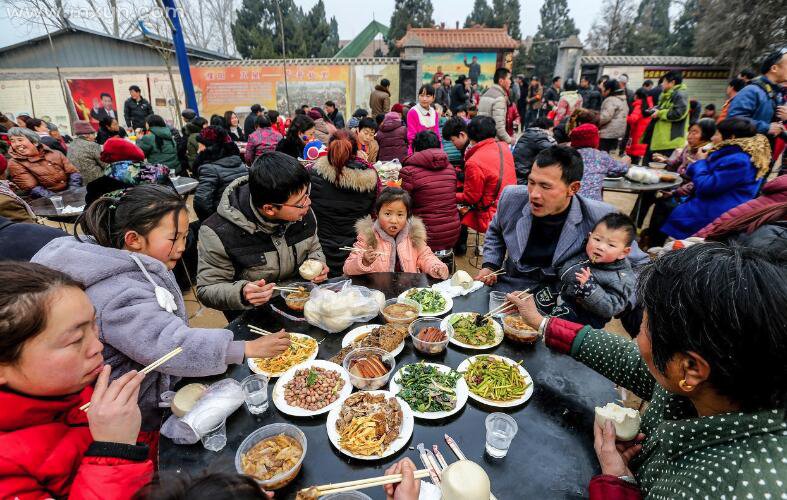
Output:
[160, 273, 618, 499]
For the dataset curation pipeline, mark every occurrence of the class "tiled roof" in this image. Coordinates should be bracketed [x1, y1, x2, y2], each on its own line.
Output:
[396, 27, 520, 49]
[581, 55, 724, 66]
[195, 57, 399, 66]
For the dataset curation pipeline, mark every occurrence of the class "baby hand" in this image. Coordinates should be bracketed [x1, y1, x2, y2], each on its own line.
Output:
[576, 267, 592, 286]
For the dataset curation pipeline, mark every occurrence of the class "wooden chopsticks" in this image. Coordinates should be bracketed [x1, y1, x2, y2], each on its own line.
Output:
[247, 324, 276, 336]
[339, 246, 387, 256]
[306, 469, 431, 496]
[484, 289, 532, 319]
[79, 346, 183, 411]
[487, 268, 506, 277]
[272, 286, 301, 292]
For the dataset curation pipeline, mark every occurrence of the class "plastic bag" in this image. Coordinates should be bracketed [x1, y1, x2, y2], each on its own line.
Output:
[160, 378, 244, 444]
[303, 280, 385, 333]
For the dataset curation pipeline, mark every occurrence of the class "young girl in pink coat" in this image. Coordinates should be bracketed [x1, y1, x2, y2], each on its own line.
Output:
[343, 187, 449, 278]
[406, 85, 441, 154]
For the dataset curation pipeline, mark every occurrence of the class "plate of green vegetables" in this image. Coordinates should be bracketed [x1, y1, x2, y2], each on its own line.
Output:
[441, 312, 504, 350]
[457, 354, 533, 408]
[389, 362, 469, 419]
[398, 288, 452, 317]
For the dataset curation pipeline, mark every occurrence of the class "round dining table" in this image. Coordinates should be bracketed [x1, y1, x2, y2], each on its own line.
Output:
[160, 273, 618, 499]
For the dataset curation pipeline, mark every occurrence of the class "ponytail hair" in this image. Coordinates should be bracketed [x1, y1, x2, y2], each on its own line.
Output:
[75, 184, 186, 249]
[327, 129, 358, 177]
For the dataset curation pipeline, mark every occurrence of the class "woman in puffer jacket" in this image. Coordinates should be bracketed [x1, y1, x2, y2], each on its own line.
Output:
[400, 131, 460, 251]
[598, 79, 628, 153]
[376, 111, 408, 162]
[193, 126, 247, 221]
[0, 262, 153, 499]
[7, 127, 81, 198]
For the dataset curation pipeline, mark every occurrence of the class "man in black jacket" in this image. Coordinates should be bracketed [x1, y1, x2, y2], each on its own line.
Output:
[244, 104, 263, 136]
[123, 85, 153, 130]
[578, 76, 602, 111]
[543, 77, 562, 113]
[324, 101, 345, 129]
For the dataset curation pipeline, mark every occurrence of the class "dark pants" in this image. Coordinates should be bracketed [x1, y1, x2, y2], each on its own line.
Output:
[619, 124, 630, 155]
[599, 138, 619, 153]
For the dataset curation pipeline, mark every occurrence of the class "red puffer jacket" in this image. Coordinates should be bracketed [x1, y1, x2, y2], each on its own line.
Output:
[375, 112, 408, 162]
[400, 148, 460, 251]
[0, 386, 153, 500]
[456, 138, 517, 233]
[625, 96, 653, 158]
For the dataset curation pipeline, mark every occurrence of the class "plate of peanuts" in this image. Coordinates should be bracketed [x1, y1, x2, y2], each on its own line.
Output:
[272, 359, 353, 417]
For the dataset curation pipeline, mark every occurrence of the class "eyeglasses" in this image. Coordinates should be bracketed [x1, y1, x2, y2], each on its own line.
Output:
[271, 185, 311, 209]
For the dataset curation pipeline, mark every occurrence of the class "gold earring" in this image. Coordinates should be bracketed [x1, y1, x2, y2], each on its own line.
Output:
[679, 379, 694, 392]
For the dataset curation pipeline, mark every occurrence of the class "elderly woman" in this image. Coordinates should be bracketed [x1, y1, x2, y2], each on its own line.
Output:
[66, 120, 107, 184]
[569, 122, 629, 200]
[7, 127, 81, 198]
[95, 116, 127, 145]
[509, 243, 786, 499]
[25, 118, 67, 155]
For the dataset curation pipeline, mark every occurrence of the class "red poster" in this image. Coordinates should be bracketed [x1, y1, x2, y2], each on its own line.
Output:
[66, 78, 119, 129]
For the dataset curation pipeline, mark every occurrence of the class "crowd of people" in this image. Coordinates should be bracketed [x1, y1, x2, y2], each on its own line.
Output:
[0, 47, 785, 500]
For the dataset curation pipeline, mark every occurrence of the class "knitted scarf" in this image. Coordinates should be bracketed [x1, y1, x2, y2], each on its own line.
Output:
[709, 135, 772, 179]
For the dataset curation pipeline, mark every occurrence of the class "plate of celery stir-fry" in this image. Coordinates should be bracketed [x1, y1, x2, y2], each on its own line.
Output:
[389, 362, 469, 419]
[458, 355, 533, 407]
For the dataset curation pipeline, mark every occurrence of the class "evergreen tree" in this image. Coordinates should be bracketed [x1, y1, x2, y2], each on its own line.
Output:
[585, 0, 636, 54]
[492, 0, 522, 40]
[465, 0, 494, 28]
[625, 0, 671, 55]
[667, 0, 702, 55]
[387, 0, 435, 56]
[327, 17, 341, 56]
[304, 1, 338, 57]
[527, 0, 579, 78]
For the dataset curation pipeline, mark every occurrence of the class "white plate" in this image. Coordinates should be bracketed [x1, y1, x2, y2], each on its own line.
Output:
[272, 360, 353, 417]
[389, 363, 469, 420]
[326, 390, 415, 460]
[457, 354, 534, 408]
[341, 324, 405, 357]
[441, 313, 504, 350]
[246, 333, 319, 377]
[398, 288, 453, 317]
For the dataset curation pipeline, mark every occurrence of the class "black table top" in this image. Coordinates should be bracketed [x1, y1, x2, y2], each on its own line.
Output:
[159, 273, 617, 499]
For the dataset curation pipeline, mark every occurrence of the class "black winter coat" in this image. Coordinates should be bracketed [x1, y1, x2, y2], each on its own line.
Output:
[450, 84, 470, 113]
[276, 136, 303, 159]
[512, 128, 556, 184]
[308, 157, 379, 276]
[243, 113, 258, 137]
[194, 156, 248, 221]
[123, 97, 153, 130]
[578, 87, 602, 111]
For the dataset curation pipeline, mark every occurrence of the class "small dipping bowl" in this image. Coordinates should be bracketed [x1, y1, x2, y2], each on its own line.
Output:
[648, 161, 667, 170]
[342, 346, 395, 390]
[280, 282, 316, 312]
[502, 313, 540, 344]
[409, 317, 450, 354]
[381, 297, 421, 326]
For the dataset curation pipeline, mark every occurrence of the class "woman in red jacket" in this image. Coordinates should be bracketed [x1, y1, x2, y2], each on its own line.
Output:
[400, 130, 460, 251]
[624, 88, 653, 165]
[0, 262, 153, 500]
[456, 116, 517, 233]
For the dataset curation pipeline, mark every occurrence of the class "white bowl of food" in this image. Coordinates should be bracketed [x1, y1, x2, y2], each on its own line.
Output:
[342, 346, 395, 390]
[648, 161, 667, 170]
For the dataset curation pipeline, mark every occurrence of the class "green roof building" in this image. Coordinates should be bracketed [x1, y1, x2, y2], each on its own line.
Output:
[334, 20, 389, 58]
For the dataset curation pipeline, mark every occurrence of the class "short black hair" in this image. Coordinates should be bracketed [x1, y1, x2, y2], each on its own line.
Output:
[552, 76, 561, 84]
[324, 100, 335, 108]
[300, 104, 310, 111]
[192, 116, 207, 128]
[413, 130, 441, 152]
[251, 104, 262, 113]
[717, 116, 757, 139]
[594, 212, 636, 246]
[604, 78, 620, 92]
[417, 84, 436, 97]
[493, 67, 511, 85]
[255, 114, 271, 128]
[467, 116, 497, 142]
[580, 75, 589, 82]
[352, 108, 368, 118]
[531, 116, 554, 130]
[760, 48, 786, 75]
[136, 471, 268, 500]
[643, 79, 654, 87]
[563, 78, 577, 91]
[375, 187, 411, 216]
[533, 145, 584, 184]
[381, 78, 390, 87]
[145, 114, 166, 128]
[129, 85, 141, 93]
[704, 103, 716, 111]
[249, 151, 311, 207]
[728, 78, 746, 92]
[663, 70, 683, 84]
[266, 110, 279, 122]
[694, 117, 718, 142]
[100, 92, 112, 100]
[295, 108, 306, 115]
[357, 117, 377, 132]
[738, 68, 756, 80]
[638, 243, 787, 412]
[441, 116, 467, 141]
[375, 113, 385, 126]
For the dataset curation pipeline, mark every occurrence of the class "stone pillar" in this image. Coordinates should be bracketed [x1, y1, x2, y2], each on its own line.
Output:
[554, 35, 584, 81]
[401, 35, 425, 100]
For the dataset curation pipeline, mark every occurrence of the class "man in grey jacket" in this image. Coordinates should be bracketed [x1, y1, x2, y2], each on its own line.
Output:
[197, 152, 327, 320]
[475, 146, 647, 314]
[478, 67, 514, 145]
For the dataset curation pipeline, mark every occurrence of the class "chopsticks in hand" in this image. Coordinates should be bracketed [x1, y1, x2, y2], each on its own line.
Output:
[484, 289, 532, 319]
[339, 246, 386, 256]
[304, 469, 431, 495]
[79, 346, 183, 411]
[247, 324, 277, 336]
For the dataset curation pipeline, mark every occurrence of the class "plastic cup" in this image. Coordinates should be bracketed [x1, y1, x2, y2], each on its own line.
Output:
[488, 291, 509, 318]
[196, 418, 227, 452]
[50, 196, 64, 212]
[485, 412, 518, 458]
[241, 374, 269, 414]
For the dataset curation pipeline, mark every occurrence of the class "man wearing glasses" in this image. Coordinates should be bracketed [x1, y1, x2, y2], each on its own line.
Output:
[197, 151, 328, 320]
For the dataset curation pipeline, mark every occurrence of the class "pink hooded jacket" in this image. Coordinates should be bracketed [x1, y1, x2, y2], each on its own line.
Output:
[343, 215, 449, 278]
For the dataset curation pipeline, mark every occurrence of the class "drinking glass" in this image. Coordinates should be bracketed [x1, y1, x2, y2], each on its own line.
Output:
[50, 196, 64, 212]
[241, 374, 269, 414]
[488, 291, 508, 318]
[196, 418, 227, 452]
[485, 412, 518, 458]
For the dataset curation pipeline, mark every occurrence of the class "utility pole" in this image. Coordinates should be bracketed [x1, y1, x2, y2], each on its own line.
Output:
[159, 0, 199, 114]
[275, 0, 292, 117]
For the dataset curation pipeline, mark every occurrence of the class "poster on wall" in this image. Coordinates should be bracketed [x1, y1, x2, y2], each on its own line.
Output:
[421, 52, 498, 88]
[0, 81, 34, 121]
[148, 73, 185, 127]
[30, 80, 72, 136]
[66, 78, 118, 130]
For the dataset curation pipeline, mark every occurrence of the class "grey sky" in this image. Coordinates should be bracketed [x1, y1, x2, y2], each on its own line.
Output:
[0, 0, 603, 49]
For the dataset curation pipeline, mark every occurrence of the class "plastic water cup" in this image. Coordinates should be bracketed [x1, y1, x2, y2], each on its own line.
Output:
[485, 412, 518, 458]
[241, 374, 269, 414]
[488, 291, 508, 318]
[50, 196, 64, 212]
[196, 418, 227, 452]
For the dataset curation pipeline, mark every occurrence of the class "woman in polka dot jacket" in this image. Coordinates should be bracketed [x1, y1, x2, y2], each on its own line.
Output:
[510, 243, 786, 500]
